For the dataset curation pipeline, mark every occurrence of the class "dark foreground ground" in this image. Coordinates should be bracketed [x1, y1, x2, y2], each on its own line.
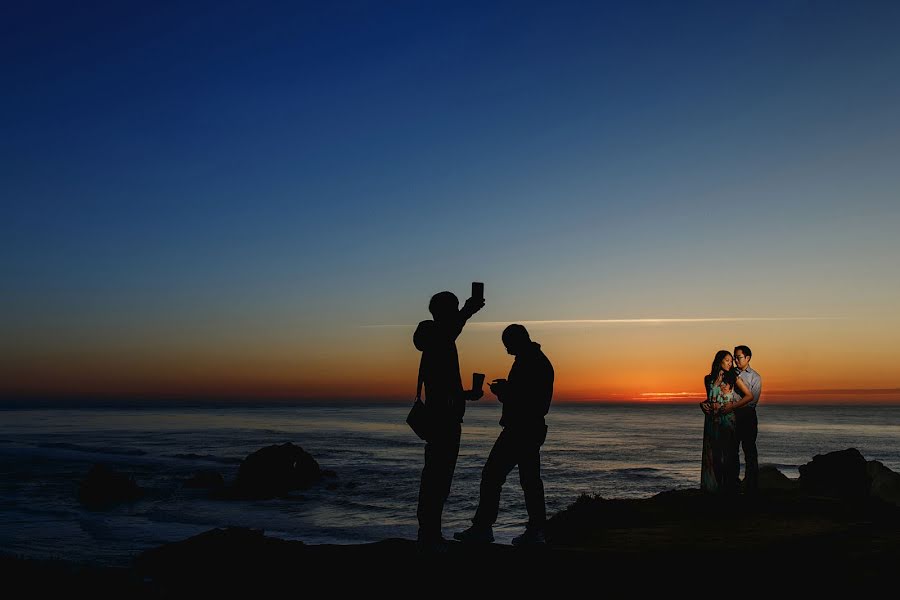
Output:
[4, 486, 899, 597]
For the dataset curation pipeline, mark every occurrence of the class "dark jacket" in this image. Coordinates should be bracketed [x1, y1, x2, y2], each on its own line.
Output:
[498, 342, 554, 428]
[413, 300, 480, 423]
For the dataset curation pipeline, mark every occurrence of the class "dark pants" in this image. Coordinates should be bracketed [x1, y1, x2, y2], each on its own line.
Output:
[735, 406, 759, 493]
[416, 423, 461, 540]
[718, 424, 739, 494]
[473, 424, 548, 529]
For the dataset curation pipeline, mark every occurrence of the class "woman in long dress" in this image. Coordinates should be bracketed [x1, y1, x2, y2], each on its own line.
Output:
[700, 350, 751, 493]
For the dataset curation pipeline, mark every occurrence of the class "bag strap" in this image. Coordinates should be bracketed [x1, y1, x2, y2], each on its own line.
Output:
[415, 351, 425, 402]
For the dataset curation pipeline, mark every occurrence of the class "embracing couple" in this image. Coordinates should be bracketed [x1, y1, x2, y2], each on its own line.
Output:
[701, 346, 763, 494]
[412, 288, 553, 552]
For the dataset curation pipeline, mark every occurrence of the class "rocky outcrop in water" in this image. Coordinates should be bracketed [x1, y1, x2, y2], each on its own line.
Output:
[798, 448, 872, 499]
[228, 442, 326, 500]
[78, 464, 144, 509]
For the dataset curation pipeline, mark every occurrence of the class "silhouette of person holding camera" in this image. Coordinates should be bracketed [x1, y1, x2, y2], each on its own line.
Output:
[413, 290, 484, 552]
[455, 324, 553, 546]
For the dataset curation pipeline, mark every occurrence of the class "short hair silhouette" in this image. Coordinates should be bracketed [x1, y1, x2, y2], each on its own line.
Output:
[429, 291, 458, 319]
[502, 324, 531, 348]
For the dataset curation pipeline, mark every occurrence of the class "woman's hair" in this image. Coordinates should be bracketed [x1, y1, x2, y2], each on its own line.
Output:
[705, 350, 733, 388]
[721, 369, 738, 389]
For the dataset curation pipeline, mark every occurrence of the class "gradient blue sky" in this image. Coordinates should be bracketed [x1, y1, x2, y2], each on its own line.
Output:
[3, 1, 900, 401]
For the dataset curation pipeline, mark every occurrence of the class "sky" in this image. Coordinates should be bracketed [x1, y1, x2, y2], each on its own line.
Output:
[3, 1, 900, 403]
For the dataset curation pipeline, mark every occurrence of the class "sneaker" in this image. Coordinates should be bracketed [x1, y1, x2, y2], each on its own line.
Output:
[511, 527, 546, 546]
[453, 525, 494, 544]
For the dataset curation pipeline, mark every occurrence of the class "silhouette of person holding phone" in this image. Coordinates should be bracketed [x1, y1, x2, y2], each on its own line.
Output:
[413, 288, 485, 552]
[455, 324, 553, 546]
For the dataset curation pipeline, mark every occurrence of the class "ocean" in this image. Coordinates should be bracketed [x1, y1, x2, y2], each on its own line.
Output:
[1, 403, 898, 565]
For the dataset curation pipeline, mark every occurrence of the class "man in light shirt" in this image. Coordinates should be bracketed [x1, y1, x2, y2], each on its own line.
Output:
[728, 345, 762, 494]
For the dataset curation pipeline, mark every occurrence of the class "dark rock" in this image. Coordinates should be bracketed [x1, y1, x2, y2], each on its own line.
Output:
[184, 470, 225, 489]
[135, 527, 302, 590]
[0, 555, 146, 596]
[545, 482, 900, 557]
[868, 460, 900, 506]
[229, 442, 324, 500]
[78, 464, 144, 509]
[759, 464, 799, 491]
[798, 448, 871, 499]
[545, 493, 610, 545]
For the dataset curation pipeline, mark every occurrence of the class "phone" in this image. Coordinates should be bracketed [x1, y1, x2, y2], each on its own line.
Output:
[472, 281, 484, 300]
[473, 372, 485, 391]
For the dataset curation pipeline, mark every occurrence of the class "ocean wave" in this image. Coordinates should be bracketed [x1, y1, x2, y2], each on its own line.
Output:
[609, 467, 670, 481]
[171, 453, 242, 464]
[37, 442, 146, 456]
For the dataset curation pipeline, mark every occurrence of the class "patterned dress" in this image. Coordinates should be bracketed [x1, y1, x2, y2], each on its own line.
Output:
[700, 379, 737, 492]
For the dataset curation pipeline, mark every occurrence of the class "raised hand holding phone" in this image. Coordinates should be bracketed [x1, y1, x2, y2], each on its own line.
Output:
[465, 281, 486, 314]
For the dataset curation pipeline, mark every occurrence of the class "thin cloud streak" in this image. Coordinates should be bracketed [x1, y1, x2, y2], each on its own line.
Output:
[361, 317, 845, 328]
[636, 392, 707, 401]
[640, 392, 707, 397]
[767, 388, 900, 396]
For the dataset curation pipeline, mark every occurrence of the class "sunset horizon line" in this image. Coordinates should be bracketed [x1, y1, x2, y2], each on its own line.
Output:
[3, 387, 899, 407]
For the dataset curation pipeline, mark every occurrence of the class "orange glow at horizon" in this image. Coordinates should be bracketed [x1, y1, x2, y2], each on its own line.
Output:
[4, 315, 900, 404]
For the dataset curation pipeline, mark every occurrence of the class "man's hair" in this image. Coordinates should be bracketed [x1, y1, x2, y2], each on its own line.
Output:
[502, 323, 531, 345]
[428, 291, 458, 318]
[734, 345, 752, 359]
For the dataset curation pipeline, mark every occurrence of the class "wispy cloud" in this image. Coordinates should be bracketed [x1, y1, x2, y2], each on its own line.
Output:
[633, 392, 708, 401]
[767, 388, 900, 396]
[639, 392, 708, 397]
[361, 316, 844, 329]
